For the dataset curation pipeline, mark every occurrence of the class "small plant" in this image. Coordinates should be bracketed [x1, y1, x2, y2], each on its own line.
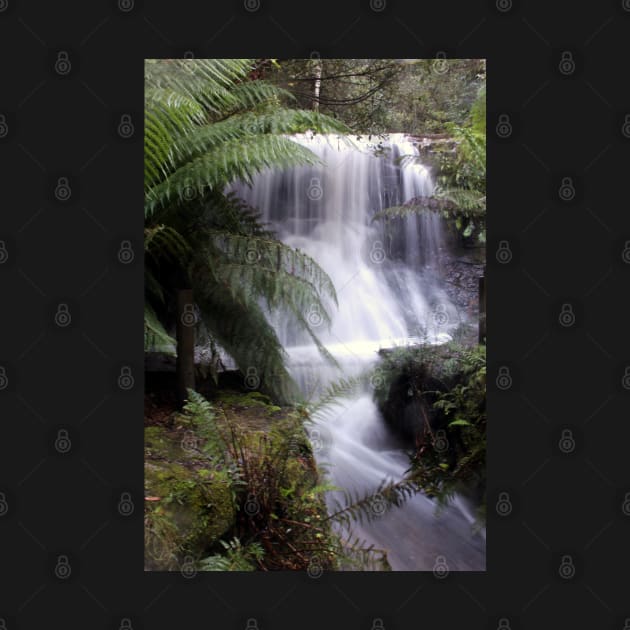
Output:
[409, 344, 486, 519]
[199, 537, 264, 571]
[179, 388, 226, 459]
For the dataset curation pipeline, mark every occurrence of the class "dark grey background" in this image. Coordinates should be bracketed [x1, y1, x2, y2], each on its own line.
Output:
[1, 0, 629, 628]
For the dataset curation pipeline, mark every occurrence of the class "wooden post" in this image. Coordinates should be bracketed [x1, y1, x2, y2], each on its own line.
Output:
[478, 272, 486, 345]
[176, 288, 195, 405]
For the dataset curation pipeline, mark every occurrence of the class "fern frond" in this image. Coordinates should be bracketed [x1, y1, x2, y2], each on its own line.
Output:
[144, 224, 190, 261]
[325, 478, 419, 529]
[144, 303, 176, 351]
[307, 376, 362, 421]
[169, 109, 350, 170]
[199, 537, 264, 571]
[208, 231, 337, 306]
[145, 134, 323, 216]
[192, 281, 300, 403]
[335, 529, 391, 571]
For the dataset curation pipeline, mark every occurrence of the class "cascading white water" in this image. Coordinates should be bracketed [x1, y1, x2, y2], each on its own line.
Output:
[228, 133, 485, 571]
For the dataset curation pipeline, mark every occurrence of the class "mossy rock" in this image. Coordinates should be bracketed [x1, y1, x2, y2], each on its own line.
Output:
[213, 390, 285, 432]
[144, 426, 183, 460]
[216, 390, 281, 411]
[144, 444, 235, 570]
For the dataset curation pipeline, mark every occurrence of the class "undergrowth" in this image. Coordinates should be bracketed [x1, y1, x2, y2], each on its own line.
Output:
[151, 388, 412, 571]
[371, 342, 486, 523]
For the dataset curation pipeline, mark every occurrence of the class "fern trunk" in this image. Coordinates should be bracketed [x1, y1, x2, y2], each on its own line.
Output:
[176, 288, 195, 405]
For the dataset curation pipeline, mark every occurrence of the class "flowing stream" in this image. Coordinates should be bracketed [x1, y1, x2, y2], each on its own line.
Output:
[229, 133, 486, 571]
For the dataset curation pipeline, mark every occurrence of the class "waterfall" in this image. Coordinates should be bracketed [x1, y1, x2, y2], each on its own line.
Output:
[228, 133, 485, 571]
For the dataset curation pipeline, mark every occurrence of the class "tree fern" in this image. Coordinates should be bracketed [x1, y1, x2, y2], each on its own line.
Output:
[144, 58, 351, 402]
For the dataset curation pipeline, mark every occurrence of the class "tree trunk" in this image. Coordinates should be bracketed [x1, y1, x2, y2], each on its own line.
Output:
[312, 58, 322, 110]
[176, 288, 195, 405]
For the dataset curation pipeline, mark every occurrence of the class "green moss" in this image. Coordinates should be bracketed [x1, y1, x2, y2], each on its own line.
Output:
[144, 434, 236, 570]
[145, 389, 339, 571]
[216, 390, 284, 412]
[144, 425, 169, 449]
